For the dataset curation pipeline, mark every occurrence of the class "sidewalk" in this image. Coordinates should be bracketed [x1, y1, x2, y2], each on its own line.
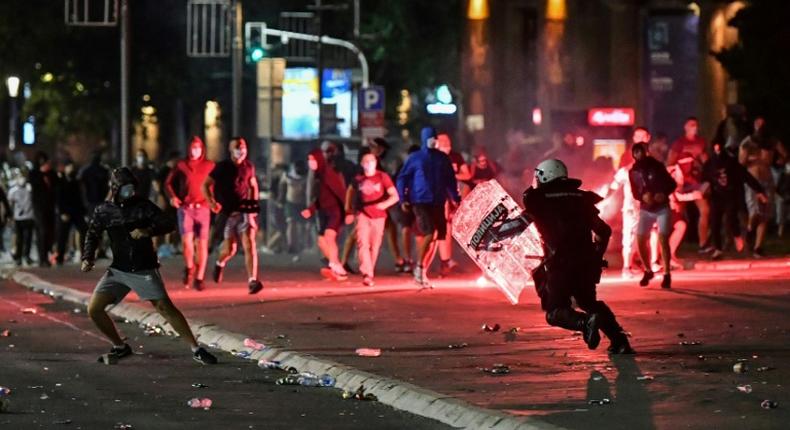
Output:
[4, 253, 790, 430]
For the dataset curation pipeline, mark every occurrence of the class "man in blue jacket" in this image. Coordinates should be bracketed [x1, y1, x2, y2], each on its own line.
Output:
[397, 127, 461, 287]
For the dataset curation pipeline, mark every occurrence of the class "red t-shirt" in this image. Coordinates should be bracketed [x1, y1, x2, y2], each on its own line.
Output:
[670, 136, 707, 183]
[166, 158, 216, 205]
[355, 171, 394, 218]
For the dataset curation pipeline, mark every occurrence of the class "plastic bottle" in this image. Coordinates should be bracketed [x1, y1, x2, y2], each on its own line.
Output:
[187, 398, 212, 409]
[319, 374, 335, 387]
[243, 338, 266, 351]
[0, 387, 10, 396]
[297, 372, 320, 387]
[257, 359, 281, 369]
[355, 348, 381, 357]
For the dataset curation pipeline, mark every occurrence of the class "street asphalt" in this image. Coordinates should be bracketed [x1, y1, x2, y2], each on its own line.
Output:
[2, 251, 789, 430]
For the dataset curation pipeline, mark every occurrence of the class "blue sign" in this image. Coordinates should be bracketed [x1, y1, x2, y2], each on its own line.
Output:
[359, 86, 385, 112]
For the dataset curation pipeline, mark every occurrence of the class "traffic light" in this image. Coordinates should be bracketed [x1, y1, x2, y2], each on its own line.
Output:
[245, 22, 269, 64]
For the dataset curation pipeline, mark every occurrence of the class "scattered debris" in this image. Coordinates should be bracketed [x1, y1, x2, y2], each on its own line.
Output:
[588, 398, 612, 406]
[481, 364, 510, 375]
[53, 419, 72, 425]
[737, 385, 753, 394]
[73, 308, 82, 314]
[342, 385, 377, 401]
[257, 359, 282, 369]
[0, 386, 10, 413]
[233, 350, 252, 359]
[679, 341, 702, 346]
[187, 398, 212, 410]
[208, 343, 220, 349]
[760, 400, 778, 410]
[504, 327, 520, 342]
[636, 375, 655, 381]
[0, 329, 10, 337]
[276, 334, 287, 339]
[243, 338, 266, 351]
[482, 323, 500, 332]
[756, 366, 776, 372]
[355, 348, 381, 357]
[733, 362, 749, 373]
[448, 343, 468, 349]
[191, 383, 209, 388]
[40, 393, 49, 400]
[21, 308, 37, 314]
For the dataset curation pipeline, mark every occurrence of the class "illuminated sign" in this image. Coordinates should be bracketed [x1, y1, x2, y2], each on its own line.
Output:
[588, 108, 635, 126]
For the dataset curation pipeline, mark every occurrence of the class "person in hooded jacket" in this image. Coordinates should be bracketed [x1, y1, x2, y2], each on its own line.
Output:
[81, 167, 217, 365]
[704, 141, 766, 260]
[524, 159, 634, 354]
[629, 143, 677, 289]
[302, 143, 348, 280]
[55, 160, 87, 265]
[396, 127, 460, 287]
[29, 151, 57, 267]
[165, 136, 215, 290]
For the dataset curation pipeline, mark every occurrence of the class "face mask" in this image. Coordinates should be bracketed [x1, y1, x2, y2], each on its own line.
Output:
[136, 155, 145, 166]
[232, 148, 247, 161]
[362, 162, 377, 175]
[16, 177, 26, 187]
[118, 184, 135, 200]
[190, 147, 203, 160]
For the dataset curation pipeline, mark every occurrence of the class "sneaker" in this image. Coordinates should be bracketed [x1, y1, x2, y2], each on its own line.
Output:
[343, 263, 358, 275]
[607, 337, 636, 355]
[183, 266, 194, 287]
[583, 314, 601, 350]
[213, 263, 224, 283]
[669, 258, 684, 271]
[193, 279, 205, 291]
[248, 279, 264, 294]
[320, 266, 348, 281]
[711, 249, 724, 261]
[698, 245, 715, 254]
[639, 271, 654, 287]
[362, 276, 375, 287]
[193, 347, 218, 365]
[414, 265, 433, 289]
[753, 247, 765, 258]
[439, 260, 451, 277]
[661, 273, 671, 289]
[402, 260, 413, 274]
[97, 343, 133, 363]
[394, 260, 406, 273]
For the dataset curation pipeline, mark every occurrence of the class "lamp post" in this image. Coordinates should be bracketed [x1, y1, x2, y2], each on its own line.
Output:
[6, 76, 20, 151]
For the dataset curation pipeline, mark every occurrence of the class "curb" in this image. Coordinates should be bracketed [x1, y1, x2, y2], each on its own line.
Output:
[688, 258, 790, 272]
[2, 268, 564, 430]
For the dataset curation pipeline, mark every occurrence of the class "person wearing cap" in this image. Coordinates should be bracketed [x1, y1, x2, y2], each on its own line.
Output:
[165, 136, 215, 291]
[396, 127, 460, 287]
[524, 159, 634, 354]
[81, 167, 217, 365]
[629, 141, 678, 289]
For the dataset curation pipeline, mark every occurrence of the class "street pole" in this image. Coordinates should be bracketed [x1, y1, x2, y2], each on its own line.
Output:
[120, 0, 130, 166]
[232, 0, 243, 137]
[353, 0, 360, 39]
[315, 0, 324, 139]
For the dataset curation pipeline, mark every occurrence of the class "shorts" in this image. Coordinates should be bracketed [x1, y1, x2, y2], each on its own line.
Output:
[745, 183, 774, 219]
[177, 206, 211, 240]
[224, 212, 258, 240]
[94, 268, 167, 305]
[316, 208, 343, 235]
[412, 203, 447, 239]
[389, 204, 415, 227]
[637, 206, 672, 237]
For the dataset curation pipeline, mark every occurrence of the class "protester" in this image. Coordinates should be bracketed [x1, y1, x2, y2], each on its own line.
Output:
[29, 151, 57, 267]
[392, 144, 422, 273]
[435, 133, 469, 277]
[55, 161, 88, 265]
[369, 137, 409, 273]
[630, 143, 677, 289]
[524, 159, 634, 354]
[344, 153, 400, 286]
[155, 150, 181, 257]
[704, 141, 767, 260]
[302, 144, 348, 280]
[131, 149, 157, 202]
[8, 168, 34, 266]
[79, 152, 111, 258]
[81, 167, 217, 365]
[396, 127, 460, 287]
[739, 116, 779, 257]
[468, 151, 500, 190]
[204, 137, 264, 294]
[666, 117, 711, 252]
[0, 179, 10, 261]
[165, 137, 215, 290]
[279, 159, 309, 258]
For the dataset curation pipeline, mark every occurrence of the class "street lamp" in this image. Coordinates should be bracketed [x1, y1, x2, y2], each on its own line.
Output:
[6, 76, 20, 151]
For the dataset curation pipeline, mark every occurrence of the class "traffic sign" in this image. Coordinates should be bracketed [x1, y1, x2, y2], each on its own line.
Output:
[359, 86, 386, 140]
[359, 86, 385, 112]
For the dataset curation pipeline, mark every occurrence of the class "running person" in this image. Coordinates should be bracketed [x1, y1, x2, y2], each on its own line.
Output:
[165, 137, 215, 291]
[204, 137, 264, 294]
[81, 167, 217, 364]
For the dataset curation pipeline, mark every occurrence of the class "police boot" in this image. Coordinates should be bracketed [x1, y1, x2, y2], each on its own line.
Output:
[546, 308, 600, 350]
[606, 332, 635, 355]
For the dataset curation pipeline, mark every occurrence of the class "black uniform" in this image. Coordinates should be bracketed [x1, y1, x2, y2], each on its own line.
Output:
[55, 171, 88, 264]
[522, 178, 632, 352]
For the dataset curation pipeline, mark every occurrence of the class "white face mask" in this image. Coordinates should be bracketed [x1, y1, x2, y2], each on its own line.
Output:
[362, 161, 377, 176]
[135, 155, 145, 166]
[190, 147, 203, 160]
[16, 177, 26, 187]
[232, 147, 247, 162]
[118, 184, 135, 200]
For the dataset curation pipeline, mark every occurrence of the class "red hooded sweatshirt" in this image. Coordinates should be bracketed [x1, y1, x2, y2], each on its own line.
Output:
[306, 148, 346, 212]
[165, 140, 215, 205]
